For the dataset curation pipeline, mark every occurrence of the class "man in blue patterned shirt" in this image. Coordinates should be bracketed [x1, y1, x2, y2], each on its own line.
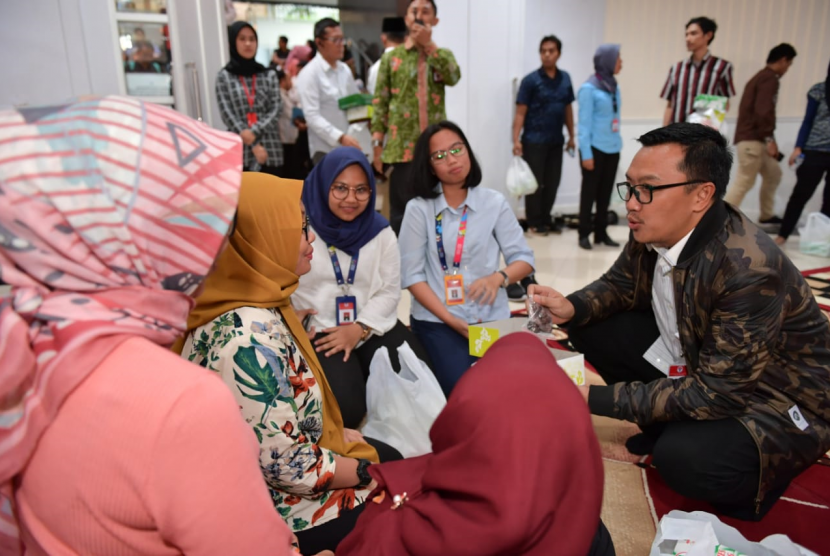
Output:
[512, 35, 575, 236]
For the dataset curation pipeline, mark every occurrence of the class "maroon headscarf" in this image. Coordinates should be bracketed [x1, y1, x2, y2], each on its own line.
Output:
[338, 332, 604, 555]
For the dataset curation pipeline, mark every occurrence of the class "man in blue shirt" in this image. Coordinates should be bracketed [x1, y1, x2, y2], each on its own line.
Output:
[512, 35, 576, 237]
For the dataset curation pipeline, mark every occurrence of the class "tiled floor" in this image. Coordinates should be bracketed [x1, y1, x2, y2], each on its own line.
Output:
[397, 223, 830, 323]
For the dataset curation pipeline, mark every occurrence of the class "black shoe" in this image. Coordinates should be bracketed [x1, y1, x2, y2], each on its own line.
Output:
[520, 274, 539, 290]
[595, 237, 620, 247]
[579, 237, 592, 250]
[759, 216, 783, 225]
[506, 282, 527, 302]
[531, 225, 550, 236]
[625, 433, 656, 456]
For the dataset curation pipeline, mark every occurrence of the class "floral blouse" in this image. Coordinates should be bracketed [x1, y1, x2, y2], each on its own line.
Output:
[179, 305, 370, 532]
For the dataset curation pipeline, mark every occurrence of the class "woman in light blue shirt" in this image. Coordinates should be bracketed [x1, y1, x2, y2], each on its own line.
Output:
[577, 44, 623, 250]
[399, 121, 535, 395]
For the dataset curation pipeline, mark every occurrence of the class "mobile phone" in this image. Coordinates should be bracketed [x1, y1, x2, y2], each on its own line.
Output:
[567, 147, 575, 158]
[302, 314, 313, 331]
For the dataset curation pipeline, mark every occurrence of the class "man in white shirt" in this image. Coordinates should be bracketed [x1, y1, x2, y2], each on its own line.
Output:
[529, 123, 830, 521]
[366, 17, 406, 95]
[295, 18, 360, 164]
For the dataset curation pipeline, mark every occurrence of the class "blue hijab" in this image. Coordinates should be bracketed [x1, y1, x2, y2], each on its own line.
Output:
[587, 44, 620, 94]
[302, 147, 389, 256]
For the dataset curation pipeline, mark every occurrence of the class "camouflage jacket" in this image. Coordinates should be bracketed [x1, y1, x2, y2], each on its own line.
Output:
[571, 201, 830, 506]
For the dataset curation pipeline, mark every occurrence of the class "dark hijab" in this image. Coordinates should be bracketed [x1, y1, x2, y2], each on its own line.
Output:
[825, 59, 829, 111]
[337, 333, 605, 556]
[587, 43, 621, 95]
[224, 22, 268, 77]
[301, 147, 389, 257]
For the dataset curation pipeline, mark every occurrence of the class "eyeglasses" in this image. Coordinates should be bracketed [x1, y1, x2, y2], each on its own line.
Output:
[302, 213, 310, 240]
[616, 180, 706, 205]
[322, 36, 345, 45]
[430, 142, 466, 164]
[330, 183, 371, 201]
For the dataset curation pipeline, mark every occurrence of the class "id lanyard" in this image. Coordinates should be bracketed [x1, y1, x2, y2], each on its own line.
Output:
[239, 75, 258, 127]
[328, 245, 359, 293]
[436, 207, 468, 274]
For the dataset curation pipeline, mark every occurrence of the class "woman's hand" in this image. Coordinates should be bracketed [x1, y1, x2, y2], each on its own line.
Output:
[343, 428, 366, 444]
[315, 324, 363, 361]
[468, 272, 502, 306]
[789, 147, 803, 167]
[252, 144, 268, 165]
[527, 284, 575, 325]
[448, 316, 469, 339]
[240, 129, 256, 145]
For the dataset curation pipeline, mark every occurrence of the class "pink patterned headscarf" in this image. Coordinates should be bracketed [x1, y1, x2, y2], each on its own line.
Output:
[0, 96, 242, 552]
[285, 45, 313, 77]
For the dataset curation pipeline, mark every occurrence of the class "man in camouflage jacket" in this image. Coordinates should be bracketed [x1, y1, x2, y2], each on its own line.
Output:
[531, 123, 830, 520]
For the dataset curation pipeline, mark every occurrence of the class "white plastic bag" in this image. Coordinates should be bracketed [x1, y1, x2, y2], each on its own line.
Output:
[361, 342, 447, 458]
[651, 511, 818, 556]
[506, 156, 538, 198]
[799, 212, 830, 257]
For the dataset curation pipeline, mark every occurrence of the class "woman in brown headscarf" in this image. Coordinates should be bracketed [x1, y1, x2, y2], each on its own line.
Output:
[176, 173, 400, 554]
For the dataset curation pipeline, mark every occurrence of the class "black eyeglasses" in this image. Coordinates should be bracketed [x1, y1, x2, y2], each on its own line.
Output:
[616, 180, 706, 204]
[302, 213, 310, 240]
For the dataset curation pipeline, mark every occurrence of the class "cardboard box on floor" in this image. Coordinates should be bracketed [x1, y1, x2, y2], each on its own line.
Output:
[469, 318, 586, 386]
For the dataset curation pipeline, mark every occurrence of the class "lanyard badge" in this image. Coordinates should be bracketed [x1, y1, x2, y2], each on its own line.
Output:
[239, 75, 258, 127]
[436, 208, 468, 306]
[329, 245, 360, 325]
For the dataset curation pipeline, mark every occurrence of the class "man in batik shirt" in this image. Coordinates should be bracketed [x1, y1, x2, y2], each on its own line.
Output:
[371, 0, 461, 234]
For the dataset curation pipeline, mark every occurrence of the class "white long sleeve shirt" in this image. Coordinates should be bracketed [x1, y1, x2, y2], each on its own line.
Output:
[294, 55, 358, 156]
[293, 226, 400, 335]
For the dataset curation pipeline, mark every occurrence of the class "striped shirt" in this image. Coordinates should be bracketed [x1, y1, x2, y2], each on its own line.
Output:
[215, 68, 283, 170]
[660, 52, 735, 124]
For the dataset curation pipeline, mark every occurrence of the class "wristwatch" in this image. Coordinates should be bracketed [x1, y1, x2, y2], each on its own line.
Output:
[355, 458, 373, 488]
[498, 270, 509, 288]
[356, 321, 371, 341]
[372, 139, 383, 148]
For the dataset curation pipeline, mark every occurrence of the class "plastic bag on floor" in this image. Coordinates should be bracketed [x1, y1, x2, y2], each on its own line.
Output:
[799, 212, 830, 257]
[361, 342, 446, 458]
[506, 156, 538, 198]
[651, 511, 818, 556]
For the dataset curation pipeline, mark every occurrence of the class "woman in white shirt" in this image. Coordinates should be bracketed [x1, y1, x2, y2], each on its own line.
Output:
[294, 147, 433, 428]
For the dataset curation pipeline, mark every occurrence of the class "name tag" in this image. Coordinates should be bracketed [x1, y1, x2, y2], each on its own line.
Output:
[444, 275, 465, 306]
[247, 112, 258, 127]
[611, 118, 619, 133]
[335, 296, 357, 326]
[668, 365, 687, 378]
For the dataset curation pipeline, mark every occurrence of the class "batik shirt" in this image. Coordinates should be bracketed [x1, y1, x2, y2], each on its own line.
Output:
[180, 305, 370, 532]
[371, 43, 461, 164]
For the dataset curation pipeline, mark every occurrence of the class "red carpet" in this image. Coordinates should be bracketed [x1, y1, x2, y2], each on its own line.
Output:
[644, 461, 830, 553]
[803, 266, 830, 312]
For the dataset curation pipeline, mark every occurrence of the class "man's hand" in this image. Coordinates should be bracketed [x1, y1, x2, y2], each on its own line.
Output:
[566, 136, 576, 154]
[512, 141, 523, 156]
[240, 129, 256, 145]
[373, 146, 384, 174]
[581, 158, 595, 172]
[766, 140, 779, 159]
[789, 147, 802, 167]
[468, 273, 502, 306]
[410, 21, 433, 47]
[343, 428, 366, 444]
[527, 284, 575, 324]
[252, 144, 268, 165]
[314, 324, 363, 361]
[339, 134, 361, 150]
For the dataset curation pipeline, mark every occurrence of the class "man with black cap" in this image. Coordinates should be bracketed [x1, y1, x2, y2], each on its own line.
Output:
[367, 17, 406, 95]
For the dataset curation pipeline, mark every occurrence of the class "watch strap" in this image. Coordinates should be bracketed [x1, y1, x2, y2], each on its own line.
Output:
[355, 458, 372, 488]
[498, 270, 509, 288]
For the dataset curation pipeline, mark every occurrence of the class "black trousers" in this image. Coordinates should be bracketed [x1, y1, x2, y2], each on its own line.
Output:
[523, 142, 564, 229]
[780, 150, 830, 239]
[389, 162, 414, 235]
[318, 320, 434, 429]
[294, 437, 402, 554]
[579, 147, 620, 240]
[569, 310, 788, 520]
